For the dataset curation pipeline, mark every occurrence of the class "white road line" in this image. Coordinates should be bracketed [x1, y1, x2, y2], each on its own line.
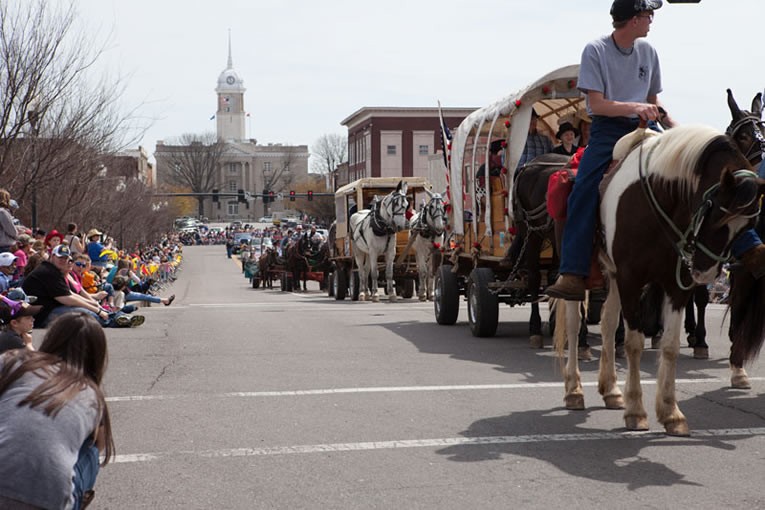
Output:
[106, 377, 765, 402]
[113, 427, 765, 464]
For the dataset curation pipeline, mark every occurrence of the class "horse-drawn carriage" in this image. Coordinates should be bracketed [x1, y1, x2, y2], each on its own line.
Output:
[329, 177, 436, 301]
[434, 64, 589, 341]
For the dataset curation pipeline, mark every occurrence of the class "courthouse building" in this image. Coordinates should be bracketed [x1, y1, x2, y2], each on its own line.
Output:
[154, 40, 309, 220]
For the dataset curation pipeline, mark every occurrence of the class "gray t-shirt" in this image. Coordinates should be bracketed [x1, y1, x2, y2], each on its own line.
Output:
[578, 34, 662, 116]
[0, 358, 99, 509]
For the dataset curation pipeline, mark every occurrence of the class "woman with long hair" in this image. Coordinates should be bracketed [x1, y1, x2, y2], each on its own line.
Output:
[0, 188, 18, 253]
[0, 312, 115, 509]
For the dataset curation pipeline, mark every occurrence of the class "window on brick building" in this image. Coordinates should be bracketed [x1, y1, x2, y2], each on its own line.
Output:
[386, 145, 396, 156]
[418, 145, 429, 156]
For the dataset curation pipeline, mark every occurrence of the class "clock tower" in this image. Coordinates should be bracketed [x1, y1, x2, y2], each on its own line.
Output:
[215, 33, 246, 142]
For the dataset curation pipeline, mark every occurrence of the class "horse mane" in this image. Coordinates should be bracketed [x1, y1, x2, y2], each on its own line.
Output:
[640, 125, 723, 193]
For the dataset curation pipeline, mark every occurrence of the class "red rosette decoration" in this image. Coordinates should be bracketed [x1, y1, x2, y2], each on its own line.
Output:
[514, 99, 522, 107]
[445, 204, 452, 213]
[432, 242, 441, 250]
[567, 79, 577, 89]
[500, 140, 507, 148]
[503, 208, 509, 215]
[500, 167, 508, 175]
[501, 190, 509, 197]
[508, 227, 517, 235]
[542, 85, 551, 95]
[473, 242, 481, 249]
[446, 225, 452, 231]
[504, 120, 511, 128]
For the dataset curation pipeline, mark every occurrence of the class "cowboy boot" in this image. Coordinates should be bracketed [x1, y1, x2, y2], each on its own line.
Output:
[740, 244, 765, 279]
[545, 274, 586, 301]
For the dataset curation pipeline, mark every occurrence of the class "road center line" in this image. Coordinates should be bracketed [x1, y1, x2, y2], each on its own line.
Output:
[113, 426, 765, 464]
[106, 377, 764, 402]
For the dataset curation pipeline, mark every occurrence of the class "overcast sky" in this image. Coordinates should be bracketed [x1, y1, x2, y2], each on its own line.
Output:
[59, 0, 763, 162]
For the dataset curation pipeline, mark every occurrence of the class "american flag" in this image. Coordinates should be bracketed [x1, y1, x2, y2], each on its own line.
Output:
[437, 101, 452, 169]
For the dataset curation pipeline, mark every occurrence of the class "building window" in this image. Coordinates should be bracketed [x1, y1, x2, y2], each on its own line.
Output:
[228, 163, 238, 173]
[227, 201, 239, 216]
[418, 144, 429, 156]
[387, 145, 396, 156]
[263, 161, 272, 172]
[228, 180, 237, 192]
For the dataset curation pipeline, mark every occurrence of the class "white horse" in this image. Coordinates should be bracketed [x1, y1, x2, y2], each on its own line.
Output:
[349, 181, 409, 302]
[409, 191, 447, 301]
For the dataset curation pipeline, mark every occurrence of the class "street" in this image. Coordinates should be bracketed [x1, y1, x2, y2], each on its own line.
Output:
[97, 245, 765, 509]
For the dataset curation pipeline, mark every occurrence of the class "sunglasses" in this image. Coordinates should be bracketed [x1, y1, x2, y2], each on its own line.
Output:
[74, 262, 87, 267]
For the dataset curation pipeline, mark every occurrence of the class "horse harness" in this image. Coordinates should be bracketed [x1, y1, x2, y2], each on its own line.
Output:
[411, 196, 446, 240]
[353, 191, 408, 251]
[637, 139, 760, 290]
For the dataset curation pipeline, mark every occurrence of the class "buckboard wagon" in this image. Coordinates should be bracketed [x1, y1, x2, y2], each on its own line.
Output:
[435, 64, 597, 339]
[328, 177, 433, 300]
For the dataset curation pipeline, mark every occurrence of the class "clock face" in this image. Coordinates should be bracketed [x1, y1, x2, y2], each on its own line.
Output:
[226, 76, 235, 85]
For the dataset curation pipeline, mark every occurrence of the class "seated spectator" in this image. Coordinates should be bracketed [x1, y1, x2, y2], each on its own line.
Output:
[65, 223, 85, 255]
[0, 252, 17, 292]
[0, 312, 115, 509]
[0, 189, 17, 253]
[45, 229, 65, 255]
[68, 254, 110, 308]
[112, 275, 174, 307]
[86, 229, 109, 269]
[23, 252, 43, 279]
[21, 245, 143, 328]
[0, 294, 41, 353]
[13, 233, 33, 279]
[552, 122, 580, 156]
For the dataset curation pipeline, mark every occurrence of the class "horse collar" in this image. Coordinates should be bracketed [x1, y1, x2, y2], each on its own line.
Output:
[371, 201, 396, 236]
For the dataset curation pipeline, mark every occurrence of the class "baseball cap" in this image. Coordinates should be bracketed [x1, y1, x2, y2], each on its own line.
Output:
[0, 252, 17, 267]
[51, 245, 72, 259]
[0, 296, 42, 323]
[611, 0, 663, 22]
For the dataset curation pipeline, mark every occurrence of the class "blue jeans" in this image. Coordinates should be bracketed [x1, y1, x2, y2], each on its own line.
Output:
[72, 440, 100, 510]
[42, 305, 127, 328]
[125, 291, 161, 304]
[560, 116, 642, 276]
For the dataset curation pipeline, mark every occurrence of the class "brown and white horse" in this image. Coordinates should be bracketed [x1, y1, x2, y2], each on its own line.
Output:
[555, 124, 765, 435]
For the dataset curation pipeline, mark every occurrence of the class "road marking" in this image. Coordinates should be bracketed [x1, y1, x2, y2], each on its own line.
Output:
[113, 427, 765, 464]
[106, 377, 764, 402]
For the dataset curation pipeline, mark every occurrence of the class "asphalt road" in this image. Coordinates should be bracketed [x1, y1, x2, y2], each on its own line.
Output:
[96, 245, 765, 509]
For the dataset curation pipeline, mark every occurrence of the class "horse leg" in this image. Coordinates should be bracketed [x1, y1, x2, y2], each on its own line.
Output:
[692, 286, 709, 359]
[622, 323, 649, 431]
[577, 302, 592, 360]
[655, 300, 689, 436]
[598, 281, 624, 409]
[416, 245, 427, 301]
[527, 236, 544, 348]
[727, 269, 752, 389]
[562, 300, 585, 410]
[386, 245, 396, 302]
[615, 312, 626, 358]
[355, 253, 367, 301]
[369, 252, 381, 302]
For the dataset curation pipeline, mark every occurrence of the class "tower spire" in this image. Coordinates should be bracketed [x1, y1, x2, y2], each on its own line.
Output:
[227, 29, 233, 69]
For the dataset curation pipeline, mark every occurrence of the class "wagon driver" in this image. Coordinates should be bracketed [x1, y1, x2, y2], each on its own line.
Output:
[546, 0, 676, 300]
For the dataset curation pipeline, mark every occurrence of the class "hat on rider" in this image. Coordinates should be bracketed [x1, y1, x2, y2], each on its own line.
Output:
[610, 0, 662, 22]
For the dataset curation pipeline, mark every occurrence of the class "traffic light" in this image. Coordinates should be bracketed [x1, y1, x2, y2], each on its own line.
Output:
[237, 189, 246, 203]
[262, 190, 269, 203]
[289, 190, 295, 202]
[212, 188, 219, 203]
[307, 190, 313, 201]
[269, 190, 275, 203]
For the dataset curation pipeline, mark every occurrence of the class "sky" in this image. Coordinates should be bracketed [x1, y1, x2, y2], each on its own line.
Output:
[54, 0, 764, 164]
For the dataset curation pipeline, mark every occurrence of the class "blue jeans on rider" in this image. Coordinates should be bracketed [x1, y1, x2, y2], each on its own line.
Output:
[72, 439, 100, 510]
[726, 154, 765, 258]
[125, 291, 161, 304]
[559, 116, 643, 277]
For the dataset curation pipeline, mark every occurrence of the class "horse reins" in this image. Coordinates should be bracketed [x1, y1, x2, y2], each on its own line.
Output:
[352, 191, 407, 251]
[637, 139, 760, 290]
[411, 197, 446, 240]
[726, 114, 765, 165]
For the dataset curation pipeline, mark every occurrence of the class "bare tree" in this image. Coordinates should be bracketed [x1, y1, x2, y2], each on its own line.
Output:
[310, 133, 347, 189]
[261, 147, 299, 216]
[0, 0, 147, 228]
[157, 132, 226, 218]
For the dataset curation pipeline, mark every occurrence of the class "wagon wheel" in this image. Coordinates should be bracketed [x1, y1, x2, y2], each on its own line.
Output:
[467, 267, 499, 337]
[327, 273, 335, 297]
[434, 264, 459, 325]
[399, 278, 415, 299]
[334, 268, 348, 300]
[252, 276, 260, 289]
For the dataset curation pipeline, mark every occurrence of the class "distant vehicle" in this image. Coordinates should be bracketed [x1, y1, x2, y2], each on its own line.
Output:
[258, 216, 273, 223]
[229, 221, 243, 230]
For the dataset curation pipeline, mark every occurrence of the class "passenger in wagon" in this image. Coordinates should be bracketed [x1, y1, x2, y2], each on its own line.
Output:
[552, 122, 580, 156]
[546, 0, 674, 300]
[517, 109, 553, 170]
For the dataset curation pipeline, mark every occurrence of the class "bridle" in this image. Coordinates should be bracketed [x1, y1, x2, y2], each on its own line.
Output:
[412, 195, 447, 239]
[638, 140, 760, 290]
[726, 114, 765, 165]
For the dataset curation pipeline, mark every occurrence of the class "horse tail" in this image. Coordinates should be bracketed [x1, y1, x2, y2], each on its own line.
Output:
[728, 267, 765, 365]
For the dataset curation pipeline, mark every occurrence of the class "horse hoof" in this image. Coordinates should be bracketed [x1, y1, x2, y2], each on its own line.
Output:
[388, 294, 397, 302]
[603, 394, 625, 410]
[651, 335, 661, 349]
[693, 347, 709, 360]
[419, 295, 427, 302]
[731, 368, 751, 389]
[624, 415, 649, 431]
[371, 295, 379, 303]
[686, 334, 697, 348]
[664, 420, 690, 437]
[564, 394, 585, 410]
[578, 346, 594, 361]
[529, 335, 543, 349]
[615, 344, 626, 359]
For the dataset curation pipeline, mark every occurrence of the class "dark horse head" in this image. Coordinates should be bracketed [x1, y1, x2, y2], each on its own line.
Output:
[726, 89, 764, 166]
